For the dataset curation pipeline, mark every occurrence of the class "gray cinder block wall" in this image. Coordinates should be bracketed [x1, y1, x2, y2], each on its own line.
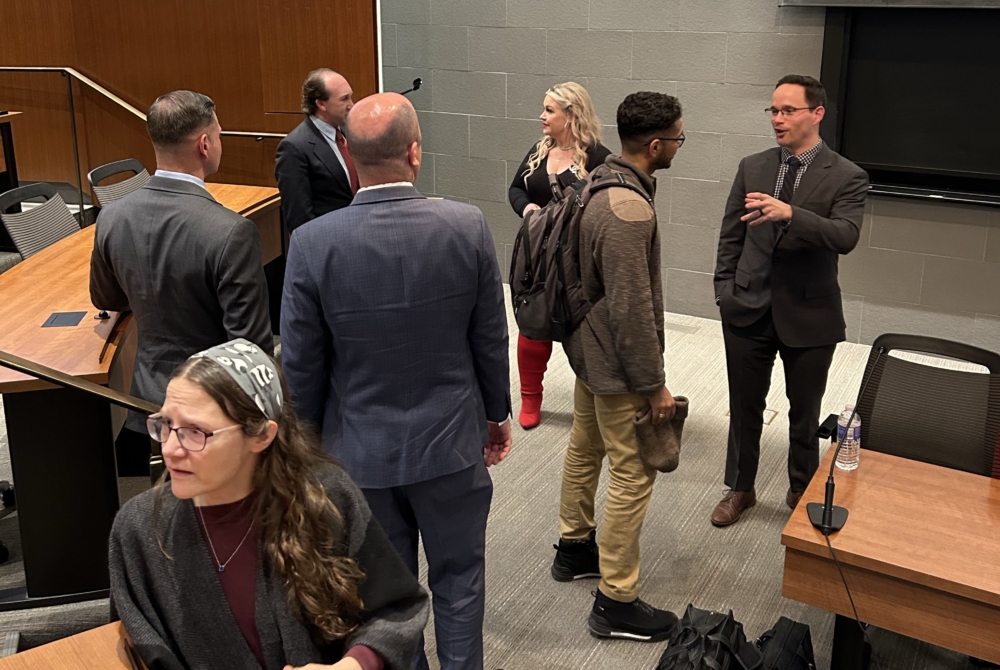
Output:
[380, 0, 1000, 350]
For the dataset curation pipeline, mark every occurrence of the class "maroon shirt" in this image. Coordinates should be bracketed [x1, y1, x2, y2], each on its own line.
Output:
[195, 498, 384, 670]
[195, 498, 265, 666]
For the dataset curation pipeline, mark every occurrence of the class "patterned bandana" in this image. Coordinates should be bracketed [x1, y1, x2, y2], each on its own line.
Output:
[191, 339, 282, 422]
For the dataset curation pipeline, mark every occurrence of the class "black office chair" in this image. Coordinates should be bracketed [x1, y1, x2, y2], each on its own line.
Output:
[850, 333, 1000, 478]
[0, 198, 24, 275]
[0, 183, 82, 261]
[87, 159, 151, 207]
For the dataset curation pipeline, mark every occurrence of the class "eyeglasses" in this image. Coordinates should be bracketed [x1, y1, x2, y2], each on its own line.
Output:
[765, 106, 818, 118]
[644, 132, 686, 148]
[146, 414, 242, 452]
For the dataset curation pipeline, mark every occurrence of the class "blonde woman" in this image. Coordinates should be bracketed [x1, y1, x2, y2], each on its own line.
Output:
[508, 82, 611, 429]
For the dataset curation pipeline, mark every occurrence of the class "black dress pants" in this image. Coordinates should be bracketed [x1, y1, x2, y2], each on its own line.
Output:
[723, 310, 836, 493]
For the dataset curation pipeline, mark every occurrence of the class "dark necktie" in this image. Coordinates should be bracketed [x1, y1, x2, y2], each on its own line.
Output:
[335, 128, 360, 195]
[778, 156, 802, 204]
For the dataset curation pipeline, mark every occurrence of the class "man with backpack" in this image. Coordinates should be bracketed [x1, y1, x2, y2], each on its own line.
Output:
[550, 92, 684, 642]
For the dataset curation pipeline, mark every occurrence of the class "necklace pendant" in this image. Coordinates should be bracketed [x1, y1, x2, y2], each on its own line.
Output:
[218, 565, 225, 573]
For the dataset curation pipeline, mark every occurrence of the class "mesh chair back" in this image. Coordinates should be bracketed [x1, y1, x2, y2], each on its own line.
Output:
[0, 183, 81, 259]
[855, 334, 1000, 478]
[88, 159, 151, 207]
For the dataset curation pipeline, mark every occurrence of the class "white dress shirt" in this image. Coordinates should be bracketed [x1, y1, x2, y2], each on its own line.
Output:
[310, 116, 351, 179]
[153, 169, 207, 191]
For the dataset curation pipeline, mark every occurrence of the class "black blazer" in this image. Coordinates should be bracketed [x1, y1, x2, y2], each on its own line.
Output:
[714, 144, 869, 348]
[274, 117, 354, 233]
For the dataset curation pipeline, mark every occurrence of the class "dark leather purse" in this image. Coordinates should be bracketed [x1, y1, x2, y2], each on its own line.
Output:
[656, 604, 762, 670]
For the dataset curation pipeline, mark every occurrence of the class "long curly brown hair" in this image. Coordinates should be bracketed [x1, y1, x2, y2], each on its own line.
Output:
[153, 356, 366, 642]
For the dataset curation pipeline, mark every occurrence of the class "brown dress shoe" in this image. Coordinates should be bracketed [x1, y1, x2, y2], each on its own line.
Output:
[711, 489, 756, 527]
[786, 489, 803, 510]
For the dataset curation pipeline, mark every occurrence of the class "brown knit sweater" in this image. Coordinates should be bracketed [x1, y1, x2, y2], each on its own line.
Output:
[563, 155, 665, 398]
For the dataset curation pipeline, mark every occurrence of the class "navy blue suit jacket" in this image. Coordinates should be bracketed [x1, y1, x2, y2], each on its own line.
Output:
[281, 184, 511, 489]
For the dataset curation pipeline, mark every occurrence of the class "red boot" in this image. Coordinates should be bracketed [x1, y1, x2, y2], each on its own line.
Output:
[518, 334, 553, 429]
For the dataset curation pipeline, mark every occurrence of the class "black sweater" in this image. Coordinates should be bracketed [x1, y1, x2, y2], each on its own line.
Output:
[508, 142, 613, 217]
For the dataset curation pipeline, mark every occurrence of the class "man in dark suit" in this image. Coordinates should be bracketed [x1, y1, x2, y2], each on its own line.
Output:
[90, 90, 273, 475]
[280, 92, 511, 670]
[274, 68, 358, 234]
[712, 75, 868, 527]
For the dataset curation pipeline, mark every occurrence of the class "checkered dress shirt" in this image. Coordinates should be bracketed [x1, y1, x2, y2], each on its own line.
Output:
[773, 141, 823, 199]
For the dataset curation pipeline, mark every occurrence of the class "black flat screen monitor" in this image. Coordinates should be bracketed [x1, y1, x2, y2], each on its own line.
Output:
[839, 9, 1000, 199]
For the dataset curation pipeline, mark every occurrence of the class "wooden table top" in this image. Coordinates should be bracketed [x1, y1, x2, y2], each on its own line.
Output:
[0, 622, 143, 669]
[782, 449, 1000, 608]
[0, 183, 278, 393]
[204, 183, 279, 215]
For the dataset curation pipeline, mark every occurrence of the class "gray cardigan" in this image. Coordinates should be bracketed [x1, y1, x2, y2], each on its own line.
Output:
[109, 463, 429, 670]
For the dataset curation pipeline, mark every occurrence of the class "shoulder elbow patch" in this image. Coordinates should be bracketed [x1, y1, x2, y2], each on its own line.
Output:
[608, 188, 654, 222]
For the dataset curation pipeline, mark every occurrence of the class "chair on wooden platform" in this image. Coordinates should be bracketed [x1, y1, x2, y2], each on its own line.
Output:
[0, 183, 81, 263]
[852, 333, 1000, 478]
[87, 159, 151, 207]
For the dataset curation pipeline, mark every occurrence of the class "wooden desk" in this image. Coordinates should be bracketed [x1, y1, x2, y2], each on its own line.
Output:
[0, 184, 280, 611]
[0, 622, 145, 669]
[781, 450, 1000, 668]
[0, 183, 280, 392]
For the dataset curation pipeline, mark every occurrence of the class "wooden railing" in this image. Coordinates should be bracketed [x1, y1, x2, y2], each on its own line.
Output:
[0, 66, 287, 211]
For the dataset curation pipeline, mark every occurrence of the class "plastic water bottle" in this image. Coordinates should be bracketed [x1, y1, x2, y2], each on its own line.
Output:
[836, 404, 861, 471]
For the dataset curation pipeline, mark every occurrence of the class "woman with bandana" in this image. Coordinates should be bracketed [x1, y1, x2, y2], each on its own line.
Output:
[108, 339, 429, 670]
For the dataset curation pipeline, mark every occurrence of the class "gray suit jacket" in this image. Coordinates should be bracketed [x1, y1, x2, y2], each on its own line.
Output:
[90, 176, 273, 429]
[280, 184, 510, 489]
[714, 144, 868, 347]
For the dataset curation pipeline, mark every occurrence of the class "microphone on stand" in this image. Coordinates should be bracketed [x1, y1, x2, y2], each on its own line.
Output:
[806, 346, 885, 536]
[400, 78, 422, 96]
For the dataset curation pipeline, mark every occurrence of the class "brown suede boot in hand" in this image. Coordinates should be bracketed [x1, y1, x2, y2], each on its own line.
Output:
[633, 397, 689, 472]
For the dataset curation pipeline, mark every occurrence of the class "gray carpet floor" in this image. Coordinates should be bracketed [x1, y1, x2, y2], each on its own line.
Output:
[0, 301, 987, 668]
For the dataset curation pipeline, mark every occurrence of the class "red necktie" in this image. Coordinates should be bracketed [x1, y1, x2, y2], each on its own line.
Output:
[336, 128, 360, 195]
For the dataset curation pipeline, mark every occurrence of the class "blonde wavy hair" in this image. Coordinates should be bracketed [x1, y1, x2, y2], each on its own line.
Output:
[523, 82, 602, 183]
[154, 357, 366, 643]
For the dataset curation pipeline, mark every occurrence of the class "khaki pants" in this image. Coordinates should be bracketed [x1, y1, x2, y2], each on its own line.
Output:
[559, 378, 657, 602]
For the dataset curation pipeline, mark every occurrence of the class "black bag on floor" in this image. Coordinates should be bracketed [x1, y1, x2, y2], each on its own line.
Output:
[656, 604, 762, 670]
[755, 617, 816, 670]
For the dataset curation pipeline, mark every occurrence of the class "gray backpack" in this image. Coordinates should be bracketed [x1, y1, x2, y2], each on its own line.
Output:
[508, 166, 651, 342]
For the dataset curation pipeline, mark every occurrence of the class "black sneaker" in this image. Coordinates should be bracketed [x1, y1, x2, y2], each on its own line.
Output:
[550, 530, 601, 582]
[588, 589, 679, 642]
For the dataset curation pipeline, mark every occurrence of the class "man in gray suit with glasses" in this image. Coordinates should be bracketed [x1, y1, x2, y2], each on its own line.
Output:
[712, 75, 868, 528]
[281, 92, 511, 670]
[90, 90, 272, 476]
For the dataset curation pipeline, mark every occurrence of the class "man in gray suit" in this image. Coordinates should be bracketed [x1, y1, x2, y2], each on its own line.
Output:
[712, 75, 868, 527]
[91, 90, 272, 475]
[281, 93, 511, 670]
